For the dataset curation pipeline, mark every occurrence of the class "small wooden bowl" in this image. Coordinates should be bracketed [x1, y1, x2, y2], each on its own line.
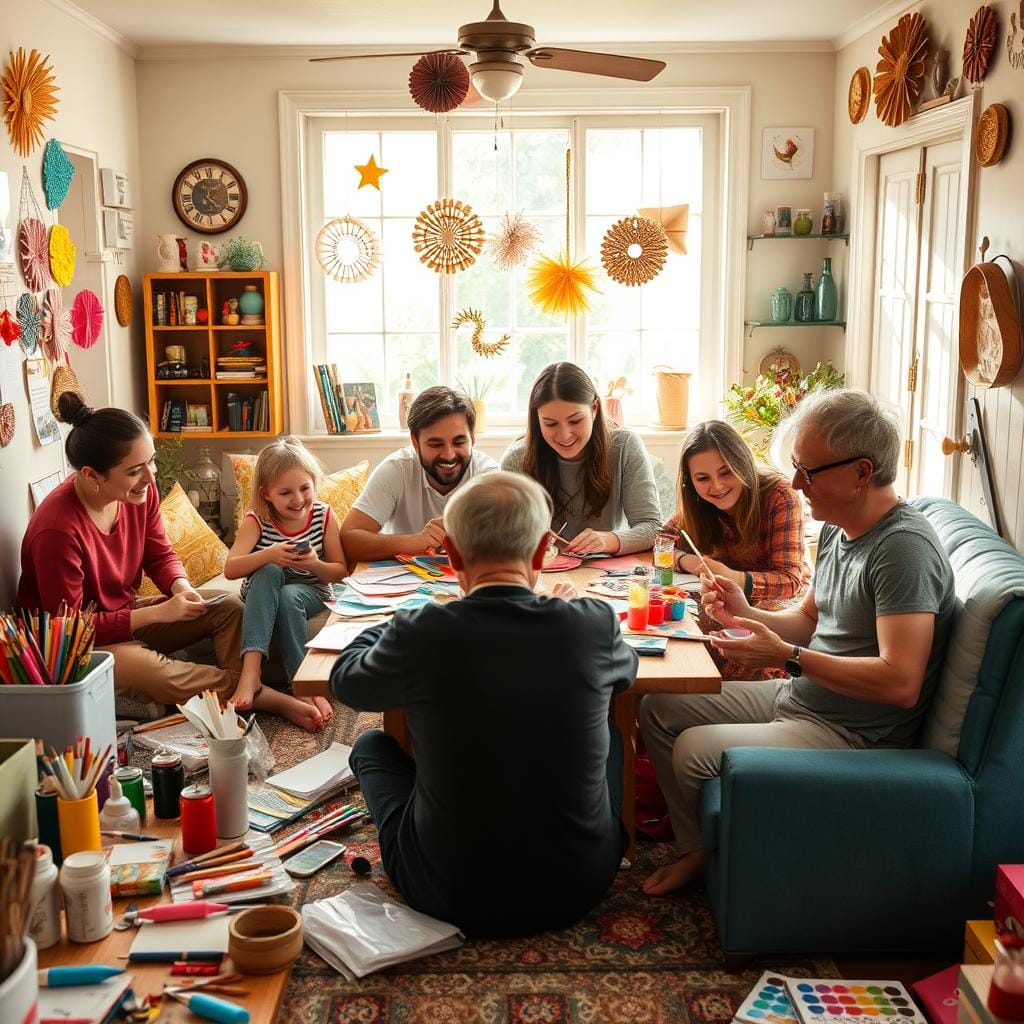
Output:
[228, 906, 303, 975]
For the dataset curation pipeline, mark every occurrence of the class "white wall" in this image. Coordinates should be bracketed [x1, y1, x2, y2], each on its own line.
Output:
[0, 2, 142, 605]
[833, 0, 1024, 550]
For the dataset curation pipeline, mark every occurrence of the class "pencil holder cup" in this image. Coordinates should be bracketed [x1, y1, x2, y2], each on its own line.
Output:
[57, 790, 102, 857]
[0, 936, 37, 1024]
[208, 736, 249, 840]
[36, 786, 63, 865]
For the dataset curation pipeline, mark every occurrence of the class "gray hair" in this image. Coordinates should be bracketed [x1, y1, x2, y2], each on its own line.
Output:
[444, 471, 553, 564]
[782, 388, 901, 485]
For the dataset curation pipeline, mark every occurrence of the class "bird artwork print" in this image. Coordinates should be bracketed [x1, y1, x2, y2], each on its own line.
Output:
[773, 137, 800, 165]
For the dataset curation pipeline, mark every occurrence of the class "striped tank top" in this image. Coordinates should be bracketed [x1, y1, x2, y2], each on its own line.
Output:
[239, 500, 332, 600]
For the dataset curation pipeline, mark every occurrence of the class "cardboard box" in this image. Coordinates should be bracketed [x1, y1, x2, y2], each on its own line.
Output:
[913, 964, 961, 1024]
[965, 920, 999, 964]
[995, 865, 1024, 934]
[0, 739, 38, 844]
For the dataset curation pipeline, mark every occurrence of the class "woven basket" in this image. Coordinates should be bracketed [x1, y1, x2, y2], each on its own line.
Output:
[50, 363, 85, 416]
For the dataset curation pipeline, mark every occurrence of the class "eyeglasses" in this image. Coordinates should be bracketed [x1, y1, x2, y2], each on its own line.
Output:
[790, 454, 871, 486]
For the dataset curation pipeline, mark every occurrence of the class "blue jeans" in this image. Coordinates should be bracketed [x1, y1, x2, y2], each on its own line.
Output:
[240, 564, 324, 681]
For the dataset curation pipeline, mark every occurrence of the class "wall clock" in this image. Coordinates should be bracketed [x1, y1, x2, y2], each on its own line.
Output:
[172, 158, 247, 234]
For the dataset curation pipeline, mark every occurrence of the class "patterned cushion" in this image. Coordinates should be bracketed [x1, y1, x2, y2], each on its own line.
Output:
[138, 482, 228, 596]
[229, 452, 369, 527]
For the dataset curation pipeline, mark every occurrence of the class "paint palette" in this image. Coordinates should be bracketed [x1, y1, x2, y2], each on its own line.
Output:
[735, 972, 800, 1024]
[786, 979, 927, 1024]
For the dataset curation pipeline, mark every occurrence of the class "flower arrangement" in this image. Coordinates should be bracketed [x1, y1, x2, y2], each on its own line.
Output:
[217, 237, 266, 272]
[724, 358, 845, 458]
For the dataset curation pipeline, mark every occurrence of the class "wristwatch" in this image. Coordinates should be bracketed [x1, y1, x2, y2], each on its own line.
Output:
[784, 645, 803, 678]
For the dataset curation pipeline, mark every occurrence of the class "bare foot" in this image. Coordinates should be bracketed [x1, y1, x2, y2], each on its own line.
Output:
[232, 653, 264, 712]
[642, 851, 710, 896]
[304, 696, 333, 722]
[253, 686, 324, 732]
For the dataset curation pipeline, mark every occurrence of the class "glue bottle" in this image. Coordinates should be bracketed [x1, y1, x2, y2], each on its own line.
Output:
[397, 372, 416, 430]
[98, 774, 141, 834]
[27, 844, 62, 950]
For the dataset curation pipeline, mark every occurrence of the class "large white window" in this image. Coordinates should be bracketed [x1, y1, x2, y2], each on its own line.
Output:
[298, 107, 723, 431]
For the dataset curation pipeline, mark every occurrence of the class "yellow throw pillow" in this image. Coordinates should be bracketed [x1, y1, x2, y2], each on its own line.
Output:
[138, 482, 228, 596]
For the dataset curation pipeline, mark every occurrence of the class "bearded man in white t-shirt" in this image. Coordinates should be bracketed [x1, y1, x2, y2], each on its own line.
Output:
[340, 386, 498, 563]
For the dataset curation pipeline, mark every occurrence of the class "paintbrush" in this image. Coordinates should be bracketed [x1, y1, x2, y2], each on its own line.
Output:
[677, 528, 724, 592]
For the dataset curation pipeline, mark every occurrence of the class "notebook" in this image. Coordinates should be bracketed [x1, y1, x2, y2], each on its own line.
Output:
[106, 839, 174, 896]
[38, 973, 134, 1024]
[623, 636, 668, 656]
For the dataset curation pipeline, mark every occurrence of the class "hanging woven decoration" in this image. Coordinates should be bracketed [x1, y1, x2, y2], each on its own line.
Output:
[412, 198, 484, 274]
[451, 308, 511, 358]
[114, 274, 133, 326]
[19, 217, 50, 292]
[42, 286, 71, 361]
[0, 403, 14, 448]
[71, 289, 104, 348]
[50, 363, 84, 416]
[527, 149, 600, 317]
[0, 309, 20, 345]
[42, 139, 75, 209]
[873, 12, 929, 127]
[600, 216, 668, 287]
[315, 216, 381, 284]
[409, 52, 470, 113]
[16, 292, 41, 355]
[48, 223, 76, 286]
[1, 48, 60, 157]
[487, 211, 541, 270]
[963, 6, 998, 84]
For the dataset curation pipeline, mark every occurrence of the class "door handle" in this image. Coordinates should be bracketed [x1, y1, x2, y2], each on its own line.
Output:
[941, 435, 971, 456]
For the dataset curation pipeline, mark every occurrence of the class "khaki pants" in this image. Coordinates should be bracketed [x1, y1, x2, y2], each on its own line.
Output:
[98, 594, 244, 705]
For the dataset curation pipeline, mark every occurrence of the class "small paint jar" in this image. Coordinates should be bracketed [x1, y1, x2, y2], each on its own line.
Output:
[180, 784, 218, 856]
[114, 766, 146, 825]
[60, 850, 113, 943]
[152, 751, 185, 820]
[648, 598, 666, 625]
[666, 597, 686, 621]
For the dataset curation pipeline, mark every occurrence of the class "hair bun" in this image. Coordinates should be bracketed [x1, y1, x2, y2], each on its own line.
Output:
[56, 391, 94, 427]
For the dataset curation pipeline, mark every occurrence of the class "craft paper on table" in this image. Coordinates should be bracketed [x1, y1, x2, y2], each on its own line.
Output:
[306, 620, 376, 651]
[623, 636, 668, 655]
[26, 358, 60, 446]
[107, 838, 173, 896]
[622, 623, 707, 641]
[735, 972, 800, 1024]
[266, 742, 354, 799]
[129, 914, 230, 956]
[38, 972, 134, 1024]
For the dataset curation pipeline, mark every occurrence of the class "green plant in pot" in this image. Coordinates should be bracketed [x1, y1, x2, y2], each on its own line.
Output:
[217, 237, 266, 272]
[456, 374, 493, 435]
[154, 434, 198, 501]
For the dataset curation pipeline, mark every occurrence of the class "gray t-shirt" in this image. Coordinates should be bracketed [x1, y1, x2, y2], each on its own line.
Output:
[500, 429, 661, 555]
[783, 501, 956, 747]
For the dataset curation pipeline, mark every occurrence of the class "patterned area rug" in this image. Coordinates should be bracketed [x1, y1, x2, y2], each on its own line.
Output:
[256, 705, 837, 1024]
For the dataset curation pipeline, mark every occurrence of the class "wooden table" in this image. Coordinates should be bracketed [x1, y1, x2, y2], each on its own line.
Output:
[37, 808, 291, 1024]
[294, 561, 722, 862]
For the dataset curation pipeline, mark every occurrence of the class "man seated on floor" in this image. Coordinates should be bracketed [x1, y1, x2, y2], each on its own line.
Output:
[331, 471, 637, 936]
[339, 386, 497, 562]
[640, 388, 956, 896]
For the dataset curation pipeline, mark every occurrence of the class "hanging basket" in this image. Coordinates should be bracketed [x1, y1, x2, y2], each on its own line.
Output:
[51, 363, 84, 416]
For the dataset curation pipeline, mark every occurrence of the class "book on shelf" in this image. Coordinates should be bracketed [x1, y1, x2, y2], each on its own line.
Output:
[225, 390, 269, 432]
[154, 291, 167, 326]
[185, 402, 210, 428]
[160, 398, 187, 433]
[313, 363, 348, 433]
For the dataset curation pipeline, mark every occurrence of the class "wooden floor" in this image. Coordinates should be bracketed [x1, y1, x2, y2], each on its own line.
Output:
[833, 952, 958, 987]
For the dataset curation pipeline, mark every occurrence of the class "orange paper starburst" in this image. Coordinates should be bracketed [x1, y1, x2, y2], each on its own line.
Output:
[873, 12, 929, 127]
[1, 47, 60, 157]
[963, 5, 998, 84]
[527, 252, 600, 318]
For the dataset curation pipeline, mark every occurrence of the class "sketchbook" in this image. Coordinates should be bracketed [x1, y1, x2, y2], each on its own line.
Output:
[38, 974, 134, 1024]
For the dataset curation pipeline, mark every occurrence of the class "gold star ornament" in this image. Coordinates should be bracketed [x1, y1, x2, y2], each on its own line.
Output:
[354, 154, 388, 190]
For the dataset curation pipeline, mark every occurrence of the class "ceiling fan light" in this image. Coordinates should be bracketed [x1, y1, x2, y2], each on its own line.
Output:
[469, 60, 524, 102]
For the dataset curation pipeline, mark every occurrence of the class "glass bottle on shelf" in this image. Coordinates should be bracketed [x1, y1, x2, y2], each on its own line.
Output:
[397, 372, 416, 430]
[192, 447, 222, 532]
[815, 257, 838, 322]
[794, 273, 816, 322]
[770, 286, 793, 322]
[793, 209, 813, 236]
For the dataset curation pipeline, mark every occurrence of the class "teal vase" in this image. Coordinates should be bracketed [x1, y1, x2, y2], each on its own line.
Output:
[770, 286, 793, 322]
[794, 273, 815, 322]
[237, 285, 265, 318]
[815, 257, 837, 322]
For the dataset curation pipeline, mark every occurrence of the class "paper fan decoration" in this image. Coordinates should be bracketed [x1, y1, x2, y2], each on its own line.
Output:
[409, 52, 470, 113]
[412, 198, 484, 274]
[16, 292, 41, 354]
[873, 12, 929, 127]
[1, 48, 60, 157]
[48, 223, 76, 286]
[43, 139, 75, 209]
[42, 286, 71, 361]
[451, 308, 511, 358]
[19, 217, 50, 291]
[71, 289, 104, 348]
[114, 275, 133, 326]
[316, 216, 381, 284]
[0, 403, 14, 448]
[527, 252, 600, 317]
[963, 6, 998, 84]
[600, 216, 668, 287]
[487, 211, 541, 270]
[638, 204, 689, 255]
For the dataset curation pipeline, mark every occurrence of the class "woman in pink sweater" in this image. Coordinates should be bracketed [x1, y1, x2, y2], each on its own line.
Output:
[17, 392, 244, 705]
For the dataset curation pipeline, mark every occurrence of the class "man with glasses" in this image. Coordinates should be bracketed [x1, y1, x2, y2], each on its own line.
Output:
[640, 388, 955, 896]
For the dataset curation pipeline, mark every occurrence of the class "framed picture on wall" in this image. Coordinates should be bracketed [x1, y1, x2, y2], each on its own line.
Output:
[30, 470, 65, 509]
[103, 209, 134, 249]
[100, 167, 131, 208]
[761, 127, 815, 179]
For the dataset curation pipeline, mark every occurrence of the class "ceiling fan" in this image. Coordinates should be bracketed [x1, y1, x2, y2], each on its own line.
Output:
[310, 1, 667, 104]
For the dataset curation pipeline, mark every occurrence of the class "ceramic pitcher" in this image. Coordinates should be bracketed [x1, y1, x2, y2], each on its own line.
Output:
[156, 234, 180, 272]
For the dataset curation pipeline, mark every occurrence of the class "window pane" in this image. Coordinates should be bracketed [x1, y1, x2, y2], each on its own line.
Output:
[327, 332, 384, 391]
[454, 219, 510, 324]
[515, 130, 571, 213]
[640, 216, 701, 331]
[643, 127, 703, 211]
[323, 131, 382, 219]
[381, 133, 438, 215]
[586, 332, 640, 417]
[384, 334, 440, 414]
[325, 272, 382, 334]
[587, 130, 641, 213]
[383, 219, 438, 331]
[515, 216, 572, 328]
[452, 132, 511, 214]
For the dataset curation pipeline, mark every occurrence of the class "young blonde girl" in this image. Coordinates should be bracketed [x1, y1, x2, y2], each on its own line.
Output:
[225, 436, 347, 730]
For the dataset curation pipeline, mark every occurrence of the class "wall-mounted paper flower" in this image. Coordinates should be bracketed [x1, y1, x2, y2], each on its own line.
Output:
[527, 252, 600, 318]
[71, 289, 104, 349]
[873, 12, 929, 127]
[600, 216, 668, 286]
[16, 292, 41, 355]
[354, 154, 388, 190]
[1, 48, 59, 157]
[451, 307, 511, 358]
[42, 285, 71, 361]
[486, 211, 541, 270]
[43, 139, 75, 209]
[18, 217, 50, 292]
[963, 5, 998, 84]
[49, 223, 77, 287]
[412, 198, 484, 274]
[409, 53, 470, 113]
[315, 216, 381, 283]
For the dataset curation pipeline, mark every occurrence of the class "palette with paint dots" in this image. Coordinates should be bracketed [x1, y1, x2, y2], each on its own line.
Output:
[788, 981, 926, 1024]
[735, 975, 799, 1024]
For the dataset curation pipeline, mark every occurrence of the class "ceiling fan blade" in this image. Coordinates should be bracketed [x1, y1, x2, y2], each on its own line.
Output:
[525, 47, 665, 81]
[310, 49, 464, 64]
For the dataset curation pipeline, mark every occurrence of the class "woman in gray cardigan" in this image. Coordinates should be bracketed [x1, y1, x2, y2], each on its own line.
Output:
[500, 362, 661, 556]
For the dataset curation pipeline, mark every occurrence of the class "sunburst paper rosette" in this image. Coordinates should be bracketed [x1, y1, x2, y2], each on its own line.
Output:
[42, 285, 71, 361]
[1, 47, 60, 157]
[71, 289, 104, 349]
[316, 216, 380, 284]
[409, 53, 470, 114]
[487, 211, 541, 270]
[412, 198, 484, 274]
[19, 217, 50, 292]
[600, 216, 668, 287]
[49, 223, 77, 287]
[873, 12, 929, 127]
[527, 252, 600, 318]
[963, 5, 998, 84]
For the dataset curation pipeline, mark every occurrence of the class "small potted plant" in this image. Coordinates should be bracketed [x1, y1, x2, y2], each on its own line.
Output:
[456, 375, 493, 435]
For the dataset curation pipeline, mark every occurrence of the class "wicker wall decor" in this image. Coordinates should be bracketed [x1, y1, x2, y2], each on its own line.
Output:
[409, 52, 470, 113]
[964, 6, 999, 84]
[50, 363, 84, 415]
[486, 211, 541, 270]
[0, 403, 14, 448]
[874, 12, 930, 127]
[848, 67, 872, 123]
[1, 48, 60, 157]
[451, 307, 511, 358]
[71, 289, 104, 349]
[315, 216, 380, 283]
[114, 275, 133, 327]
[42, 139, 75, 209]
[18, 218, 50, 292]
[1010, 5, 1024, 69]
[16, 292, 40, 355]
[42, 285, 72, 361]
[600, 216, 668, 287]
[412, 198, 484, 274]
[976, 103, 1010, 166]
[48, 223, 76, 287]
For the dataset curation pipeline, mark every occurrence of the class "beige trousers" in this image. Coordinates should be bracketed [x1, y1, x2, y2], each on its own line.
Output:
[97, 594, 244, 705]
[638, 680, 857, 855]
